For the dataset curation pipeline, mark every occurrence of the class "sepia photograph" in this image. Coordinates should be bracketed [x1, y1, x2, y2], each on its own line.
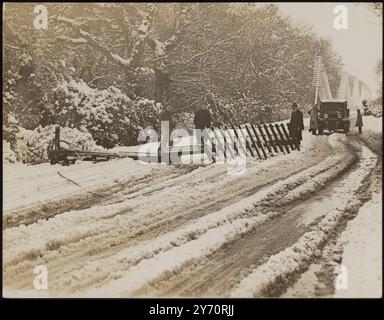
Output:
[2, 2, 382, 302]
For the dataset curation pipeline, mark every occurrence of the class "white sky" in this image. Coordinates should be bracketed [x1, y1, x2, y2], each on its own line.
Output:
[274, 2, 382, 97]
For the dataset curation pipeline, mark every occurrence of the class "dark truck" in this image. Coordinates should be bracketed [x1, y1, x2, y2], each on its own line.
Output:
[318, 99, 350, 134]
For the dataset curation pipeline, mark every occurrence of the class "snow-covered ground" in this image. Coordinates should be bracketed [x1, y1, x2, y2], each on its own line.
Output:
[333, 192, 382, 298]
[333, 115, 382, 298]
[231, 144, 377, 297]
[4, 158, 154, 210]
[281, 116, 382, 298]
[2, 117, 382, 298]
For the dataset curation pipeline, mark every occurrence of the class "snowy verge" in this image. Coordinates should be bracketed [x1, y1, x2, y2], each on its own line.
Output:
[3, 140, 18, 164]
[13, 125, 103, 164]
[3, 156, 160, 215]
[333, 192, 382, 298]
[332, 116, 382, 297]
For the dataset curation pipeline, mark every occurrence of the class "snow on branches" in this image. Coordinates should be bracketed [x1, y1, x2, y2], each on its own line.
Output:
[57, 15, 133, 67]
[50, 79, 159, 147]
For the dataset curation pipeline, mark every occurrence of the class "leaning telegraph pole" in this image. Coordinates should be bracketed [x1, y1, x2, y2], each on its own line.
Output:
[313, 55, 324, 105]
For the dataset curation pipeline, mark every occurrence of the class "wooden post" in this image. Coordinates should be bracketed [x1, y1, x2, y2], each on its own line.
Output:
[280, 123, 296, 150]
[201, 128, 216, 163]
[211, 127, 227, 159]
[231, 124, 248, 156]
[268, 124, 285, 153]
[243, 125, 262, 159]
[254, 124, 273, 156]
[262, 124, 279, 153]
[218, 127, 236, 159]
[54, 126, 60, 150]
[236, 125, 256, 158]
[274, 123, 291, 153]
[224, 126, 239, 157]
[195, 128, 213, 164]
[247, 124, 267, 159]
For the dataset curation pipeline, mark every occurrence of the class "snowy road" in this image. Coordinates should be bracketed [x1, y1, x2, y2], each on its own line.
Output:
[3, 126, 381, 298]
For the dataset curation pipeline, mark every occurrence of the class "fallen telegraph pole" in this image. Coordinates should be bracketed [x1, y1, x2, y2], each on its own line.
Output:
[48, 122, 299, 166]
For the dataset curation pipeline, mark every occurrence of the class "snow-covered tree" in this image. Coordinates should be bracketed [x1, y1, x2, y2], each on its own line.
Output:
[3, 3, 343, 150]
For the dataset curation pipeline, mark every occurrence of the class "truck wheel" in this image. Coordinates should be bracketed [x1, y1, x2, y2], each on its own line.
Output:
[318, 128, 323, 135]
[60, 159, 71, 166]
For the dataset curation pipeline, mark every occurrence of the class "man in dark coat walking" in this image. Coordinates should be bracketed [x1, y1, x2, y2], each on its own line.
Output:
[289, 102, 304, 146]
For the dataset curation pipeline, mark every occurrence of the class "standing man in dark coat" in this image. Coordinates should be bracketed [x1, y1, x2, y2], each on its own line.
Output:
[308, 104, 319, 135]
[289, 102, 304, 145]
[355, 109, 363, 134]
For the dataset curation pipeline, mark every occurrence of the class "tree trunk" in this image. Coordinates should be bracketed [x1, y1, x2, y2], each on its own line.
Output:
[154, 69, 171, 104]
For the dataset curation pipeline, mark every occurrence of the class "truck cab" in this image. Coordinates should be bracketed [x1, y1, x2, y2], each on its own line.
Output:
[318, 99, 350, 134]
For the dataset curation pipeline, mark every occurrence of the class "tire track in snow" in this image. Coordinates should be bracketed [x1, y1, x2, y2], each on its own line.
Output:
[119, 139, 361, 297]
[3, 164, 199, 229]
[3, 134, 348, 296]
[122, 139, 374, 297]
[147, 142, 373, 298]
[229, 141, 377, 297]
[47, 137, 357, 295]
[3, 136, 332, 294]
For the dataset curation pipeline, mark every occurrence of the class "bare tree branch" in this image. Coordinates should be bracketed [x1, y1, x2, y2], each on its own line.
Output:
[57, 15, 133, 67]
